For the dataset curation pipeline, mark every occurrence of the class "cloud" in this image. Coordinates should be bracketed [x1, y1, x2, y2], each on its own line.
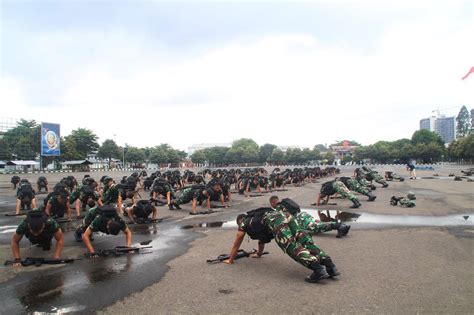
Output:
[1, 1, 473, 151]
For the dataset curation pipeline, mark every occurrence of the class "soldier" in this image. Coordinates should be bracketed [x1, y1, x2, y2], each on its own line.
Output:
[126, 200, 157, 224]
[151, 177, 176, 210]
[269, 196, 350, 238]
[361, 166, 389, 188]
[338, 176, 376, 201]
[70, 178, 102, 217]
[74, 205, 132, 256]
[170, 185, 211, 215]
[11, 210, 64, 267]
[224, 207, 339, 283]
[11, 175, 21, 190]
[37, 176, 49, 193]
[317, 178, 362, 208]
[101, 177, 123, 214]
[354, 168, 376, 191]
[385, 171, 404, 182]
[15, 179, 37, 215]
[44, 191, 71, 219]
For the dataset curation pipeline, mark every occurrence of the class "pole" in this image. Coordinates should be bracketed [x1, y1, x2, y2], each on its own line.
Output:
[123, 147, 125, 169]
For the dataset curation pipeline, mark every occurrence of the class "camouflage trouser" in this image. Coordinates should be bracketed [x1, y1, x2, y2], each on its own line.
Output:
[334, 181, 357, 201]
[357, 177, 372, 188]
[264, 211, 326, 269]
[296, 211, 334, 234]
[392, 173, 402, 180]
[176, 188, 193, 205]
[399, 198, 416, 207]
[346, 178, 371, 196]
[370, 172, 388, 186]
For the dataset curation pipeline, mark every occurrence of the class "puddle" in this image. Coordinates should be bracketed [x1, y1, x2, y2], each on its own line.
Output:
[181, 211, 474, 230]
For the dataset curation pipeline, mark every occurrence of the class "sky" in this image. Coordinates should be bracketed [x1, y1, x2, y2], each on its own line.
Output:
[1, 0, 473, 151]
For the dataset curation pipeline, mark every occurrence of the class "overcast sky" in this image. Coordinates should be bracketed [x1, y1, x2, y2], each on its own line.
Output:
[1, 0, 473, 150]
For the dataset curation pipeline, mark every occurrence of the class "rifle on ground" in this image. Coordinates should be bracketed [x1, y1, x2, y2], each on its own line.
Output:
[4, 257, 78, 267]
[206, 249, 269, 264]
[85, 240, 153, 258]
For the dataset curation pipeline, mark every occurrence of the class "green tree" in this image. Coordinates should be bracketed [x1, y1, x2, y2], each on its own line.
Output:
[322, 151, 335, 164]
[259, 143, 277, 163]
[98, 139, 121, 167]
[125, 147, 145, 166]
[227, 138, 259, 164]
[313, 144, 327, 152]
[2, 119, 40, 160]
[60, 136, 80, 161]
[456, 105, 471, 138]
[448, 134, 474, 160]
[411, 129, 444, 146]
[285, 148, 304, 164]
[268, 148, 286, 165]
[66, 128, 99, 159]
[190, 150, 207, 164]
[204, 147, 229, 165]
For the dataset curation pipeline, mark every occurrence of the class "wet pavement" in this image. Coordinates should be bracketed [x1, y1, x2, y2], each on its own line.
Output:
[0, 166, 473, 313]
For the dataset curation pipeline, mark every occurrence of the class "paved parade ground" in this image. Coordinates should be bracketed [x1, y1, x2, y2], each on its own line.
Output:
[0, 165, 473, 314]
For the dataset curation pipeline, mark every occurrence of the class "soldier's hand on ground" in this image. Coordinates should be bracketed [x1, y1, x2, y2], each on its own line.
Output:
[222, 259, 232, 264]
[12, 262, 22, 268]
[250, 253, 261, 258]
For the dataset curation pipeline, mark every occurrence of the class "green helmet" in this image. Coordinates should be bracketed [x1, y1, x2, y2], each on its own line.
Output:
[407, 192, 416, 200]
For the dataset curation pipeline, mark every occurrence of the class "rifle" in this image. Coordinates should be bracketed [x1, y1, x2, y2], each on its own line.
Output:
[207, 249, 269, 264]
[4, 257, 78, 267]
[5, 213, 26, 217]
[85, 240, 153, 257]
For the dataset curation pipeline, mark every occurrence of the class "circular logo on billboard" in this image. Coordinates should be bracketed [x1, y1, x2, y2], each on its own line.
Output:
[45, 131, 59, 149]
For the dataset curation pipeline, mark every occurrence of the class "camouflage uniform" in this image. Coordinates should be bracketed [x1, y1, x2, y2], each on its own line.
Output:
[399, 198, 416, 207]
[355, 174, 372, 188]
[102, 185, 120, 205]
[16, 214, 60, 248]
[365, 171, 388, 186]
[77, 206, 127, 234]
[333, 181, 358, 201]
[294, 211, 334, 234]
[340, 177, 371, 196]
[240, 211, 324, 269]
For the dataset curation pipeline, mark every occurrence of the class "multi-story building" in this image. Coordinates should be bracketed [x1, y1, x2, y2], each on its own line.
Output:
[419, 113, 457, 144]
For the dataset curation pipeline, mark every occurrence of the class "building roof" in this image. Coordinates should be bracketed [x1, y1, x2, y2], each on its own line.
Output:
[61, 160, 93, 166]
[6, 160, 39, 166]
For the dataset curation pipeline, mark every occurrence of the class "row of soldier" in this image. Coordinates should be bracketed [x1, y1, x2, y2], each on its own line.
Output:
[8, 166, 403, 277]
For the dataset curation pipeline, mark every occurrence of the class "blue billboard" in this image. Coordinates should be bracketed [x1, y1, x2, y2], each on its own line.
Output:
[41, 122, 60, 156]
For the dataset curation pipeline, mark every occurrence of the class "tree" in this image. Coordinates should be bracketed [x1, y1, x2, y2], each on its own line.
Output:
[60, 136, 80, 161]
[268, 148, 286, 165]
[98, 139, 121, 167]
[313, 144, 327, 152]
[1, 119, 40, 160]
[456, 106, 471, 138]
[226, 138, 259, 164]
[190, 150, 207, 164]
[448, 134, 474, 161]
[66, 128, 99, 159]
[411, 129, 444, 146]
[203, 147, 228, 165]
[259, 143, 277, 163]
[322, 152, 335, 165]
[125, 147, 145, 166]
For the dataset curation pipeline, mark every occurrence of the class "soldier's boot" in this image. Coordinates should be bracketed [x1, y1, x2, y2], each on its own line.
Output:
[370, 185, 376, 191]
[320, 257, 340, 277]
[174, 201, 182, 210]
[336, 224, 351, 238]
[350, 199, 361, 209]
[305, 262, 330, 283]
[168, 203, 175, 210]
[382, 183, 389, 188]
[367, 192, 377, 202]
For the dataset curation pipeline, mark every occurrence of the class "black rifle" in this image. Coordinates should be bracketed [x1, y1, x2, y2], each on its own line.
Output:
[5, 213, 25, 217]
[206, 249, 269, 264]
[4, 257, 78, 267]
[85, 240, 153, 257]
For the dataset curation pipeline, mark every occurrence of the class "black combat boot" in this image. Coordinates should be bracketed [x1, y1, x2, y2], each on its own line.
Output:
[382, 183, 389, 188]
[336, 224, 351, 238]
[350, 199, 361, 208]
[174, 201, 182, 210]
[74, 229, 83, 242]
[305, 262, 330, 283]
[168, 203, 175, 210]
[370, 185, 376, 191]
[320, 257, 340, 277]
[367, 193, 377, 202]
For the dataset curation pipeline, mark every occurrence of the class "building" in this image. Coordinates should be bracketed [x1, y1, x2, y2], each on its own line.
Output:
[277, 145, 301, 152]
[435, 116, 456, 144]
[419, 116, 437, 131]
[187, 143, 231, 155]
[419, 113, 457, 144]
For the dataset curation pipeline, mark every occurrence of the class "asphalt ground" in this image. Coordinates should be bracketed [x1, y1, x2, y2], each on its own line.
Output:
[0, 165, 473, 314]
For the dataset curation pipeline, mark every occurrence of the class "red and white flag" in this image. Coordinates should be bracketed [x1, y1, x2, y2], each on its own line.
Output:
[461, 66, 474, 80]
